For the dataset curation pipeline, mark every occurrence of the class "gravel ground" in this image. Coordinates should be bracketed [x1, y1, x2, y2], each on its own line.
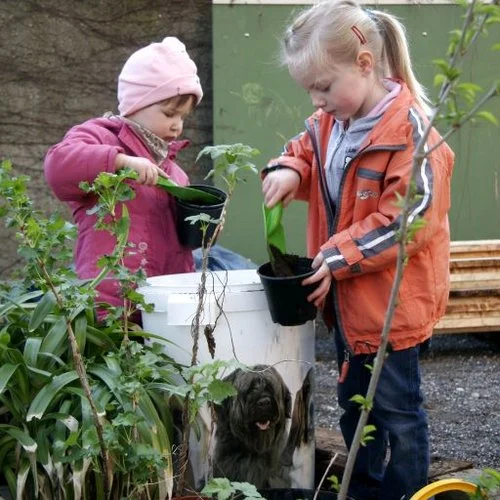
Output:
[314, 326, 500, 470]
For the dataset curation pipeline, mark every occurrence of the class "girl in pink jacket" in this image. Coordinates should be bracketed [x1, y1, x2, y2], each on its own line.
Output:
[44, 37, 203, 316]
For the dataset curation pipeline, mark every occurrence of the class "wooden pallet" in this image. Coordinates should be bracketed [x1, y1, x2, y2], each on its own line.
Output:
[434, 240, 500, 335]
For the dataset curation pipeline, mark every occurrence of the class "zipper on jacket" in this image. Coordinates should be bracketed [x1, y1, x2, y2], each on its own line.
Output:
[305, 117, 352, 355]
[332, 142, 406, 234]
[329, 142, 406, 357]
[305, 118, 335, 235]
[305, 118, 406, 357]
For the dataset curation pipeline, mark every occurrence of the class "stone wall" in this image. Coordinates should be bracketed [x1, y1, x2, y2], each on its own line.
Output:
[0, 0, 212, 277]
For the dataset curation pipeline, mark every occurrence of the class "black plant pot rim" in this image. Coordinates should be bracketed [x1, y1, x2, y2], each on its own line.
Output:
[257, 258, 314, 281]
[175, 184, 227, 208]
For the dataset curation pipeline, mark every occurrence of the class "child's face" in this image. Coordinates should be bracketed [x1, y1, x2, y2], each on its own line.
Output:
[294, 54, 378, 121]
[128, 95, 195, 141]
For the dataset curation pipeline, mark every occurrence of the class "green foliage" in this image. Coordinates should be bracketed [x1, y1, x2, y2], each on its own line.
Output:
[360, 425, 377, 447]
[182, 143, 259, 253]
[469, 468, 500, 499]
[433, 0, 500, 129]
[348, 394, 373, 412]
[327, 474, 340, 493]
[201, 477, 264, 500]
[198, 143, 260, 192]
[0, 158, 241, 499]
[170, 360, 242, 424]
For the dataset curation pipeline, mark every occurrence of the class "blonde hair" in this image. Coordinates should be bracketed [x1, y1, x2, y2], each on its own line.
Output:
[282, 0, 431, 115]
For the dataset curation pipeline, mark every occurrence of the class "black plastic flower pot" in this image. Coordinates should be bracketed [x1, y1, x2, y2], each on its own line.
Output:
[257, 256, 318, 326]
[175, 184, 227, 249]
[258, 489, 340, 500]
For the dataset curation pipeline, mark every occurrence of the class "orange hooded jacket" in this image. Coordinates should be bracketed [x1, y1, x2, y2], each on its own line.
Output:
[265, 83, 455, 355]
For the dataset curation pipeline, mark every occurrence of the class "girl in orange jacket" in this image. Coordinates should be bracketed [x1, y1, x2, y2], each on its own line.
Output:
[262, 1, 454, 498]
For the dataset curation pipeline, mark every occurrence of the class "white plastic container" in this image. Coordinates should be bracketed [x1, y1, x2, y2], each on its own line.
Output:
[138, 269, 315, 489]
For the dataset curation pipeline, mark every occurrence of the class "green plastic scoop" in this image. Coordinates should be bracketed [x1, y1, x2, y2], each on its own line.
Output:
[156, 177, 221, 204]
[263, 202, 286, 255]
[263, 202, 301, 277]
[263, 201, 287, 259]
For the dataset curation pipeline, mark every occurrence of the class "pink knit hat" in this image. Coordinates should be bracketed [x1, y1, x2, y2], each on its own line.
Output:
[117, 37, 203, 117]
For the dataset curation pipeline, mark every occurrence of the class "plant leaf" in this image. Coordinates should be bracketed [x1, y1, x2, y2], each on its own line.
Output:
[40, 317, 68, 356]
[29, 290, 57, 332]
[0, 363, 18, 394]
[23, 337, 43, 368]
[0, 426, 37, 453]
[27, 371, 79, 421]
[475, 110, 498, 126]
[0, 289, 44, 316]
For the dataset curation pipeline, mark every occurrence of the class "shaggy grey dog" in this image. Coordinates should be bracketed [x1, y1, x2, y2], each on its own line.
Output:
[214, 365, 292, 488]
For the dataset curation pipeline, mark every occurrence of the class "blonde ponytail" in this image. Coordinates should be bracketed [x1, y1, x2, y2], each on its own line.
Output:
[281, 0, 432, 116]
[369, 9, 432, 115]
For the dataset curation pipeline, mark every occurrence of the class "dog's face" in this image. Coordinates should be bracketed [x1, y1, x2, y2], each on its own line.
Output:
[217, 364, 292, 454]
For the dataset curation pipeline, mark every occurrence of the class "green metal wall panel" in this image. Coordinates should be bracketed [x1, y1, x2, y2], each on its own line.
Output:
[214, 4, 500, 265]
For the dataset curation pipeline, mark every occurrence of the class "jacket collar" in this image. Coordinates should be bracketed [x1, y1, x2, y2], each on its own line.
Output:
[306, 80, 416, 153]
[98, 117, 190, 162]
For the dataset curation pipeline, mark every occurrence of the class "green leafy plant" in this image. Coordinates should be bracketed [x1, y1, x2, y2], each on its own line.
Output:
[469, 468, 500, 499]
[0, 158, 243, 499]
[173, 143, 260, 495]
[201, 477, 264, 500]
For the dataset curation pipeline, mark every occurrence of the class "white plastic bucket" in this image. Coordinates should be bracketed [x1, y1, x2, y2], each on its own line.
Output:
[138, 269, 315, 489]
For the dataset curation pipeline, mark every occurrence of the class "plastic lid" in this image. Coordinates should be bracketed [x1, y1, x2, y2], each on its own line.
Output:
[139, 269, 264, 295]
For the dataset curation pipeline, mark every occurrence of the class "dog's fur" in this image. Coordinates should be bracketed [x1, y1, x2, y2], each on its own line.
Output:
[214, 364, 292, 488]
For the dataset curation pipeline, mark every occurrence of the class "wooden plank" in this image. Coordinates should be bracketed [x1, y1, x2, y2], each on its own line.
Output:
[450, 240, 500, 259]
[450, 288, 500, 298]
[445, 296, 500, 314]
[314, 427, 473, 486]
[450, 257, 500, 268]
[449, 278, 500, 292]
[449, 272, 500, 284]
[428, 458, 474, 480]
[434, 315, 500, 334]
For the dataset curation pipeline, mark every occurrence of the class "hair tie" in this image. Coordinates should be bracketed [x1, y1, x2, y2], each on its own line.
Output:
[351, 25, 367, 45]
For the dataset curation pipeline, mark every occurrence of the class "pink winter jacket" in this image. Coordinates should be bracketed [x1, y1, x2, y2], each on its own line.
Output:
[44, 117, 195, 311]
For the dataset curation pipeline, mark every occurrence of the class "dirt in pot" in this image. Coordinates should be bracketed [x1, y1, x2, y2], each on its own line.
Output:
[269, 245, 301, 277]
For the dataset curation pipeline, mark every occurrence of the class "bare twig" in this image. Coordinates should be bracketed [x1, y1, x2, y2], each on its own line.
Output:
[313, 453, 339, 500]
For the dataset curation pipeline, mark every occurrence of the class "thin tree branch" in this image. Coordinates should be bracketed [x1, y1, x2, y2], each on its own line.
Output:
[427, 83, 500, 155]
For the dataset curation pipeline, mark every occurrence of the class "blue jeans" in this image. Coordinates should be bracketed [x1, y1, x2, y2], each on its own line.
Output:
[335, 333, 429, 500]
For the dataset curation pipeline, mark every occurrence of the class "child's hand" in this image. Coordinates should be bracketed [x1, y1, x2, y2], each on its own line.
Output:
[116, 154, 168, 186]
[302, 252, 332, 308]
[262, 168, 300, 208]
